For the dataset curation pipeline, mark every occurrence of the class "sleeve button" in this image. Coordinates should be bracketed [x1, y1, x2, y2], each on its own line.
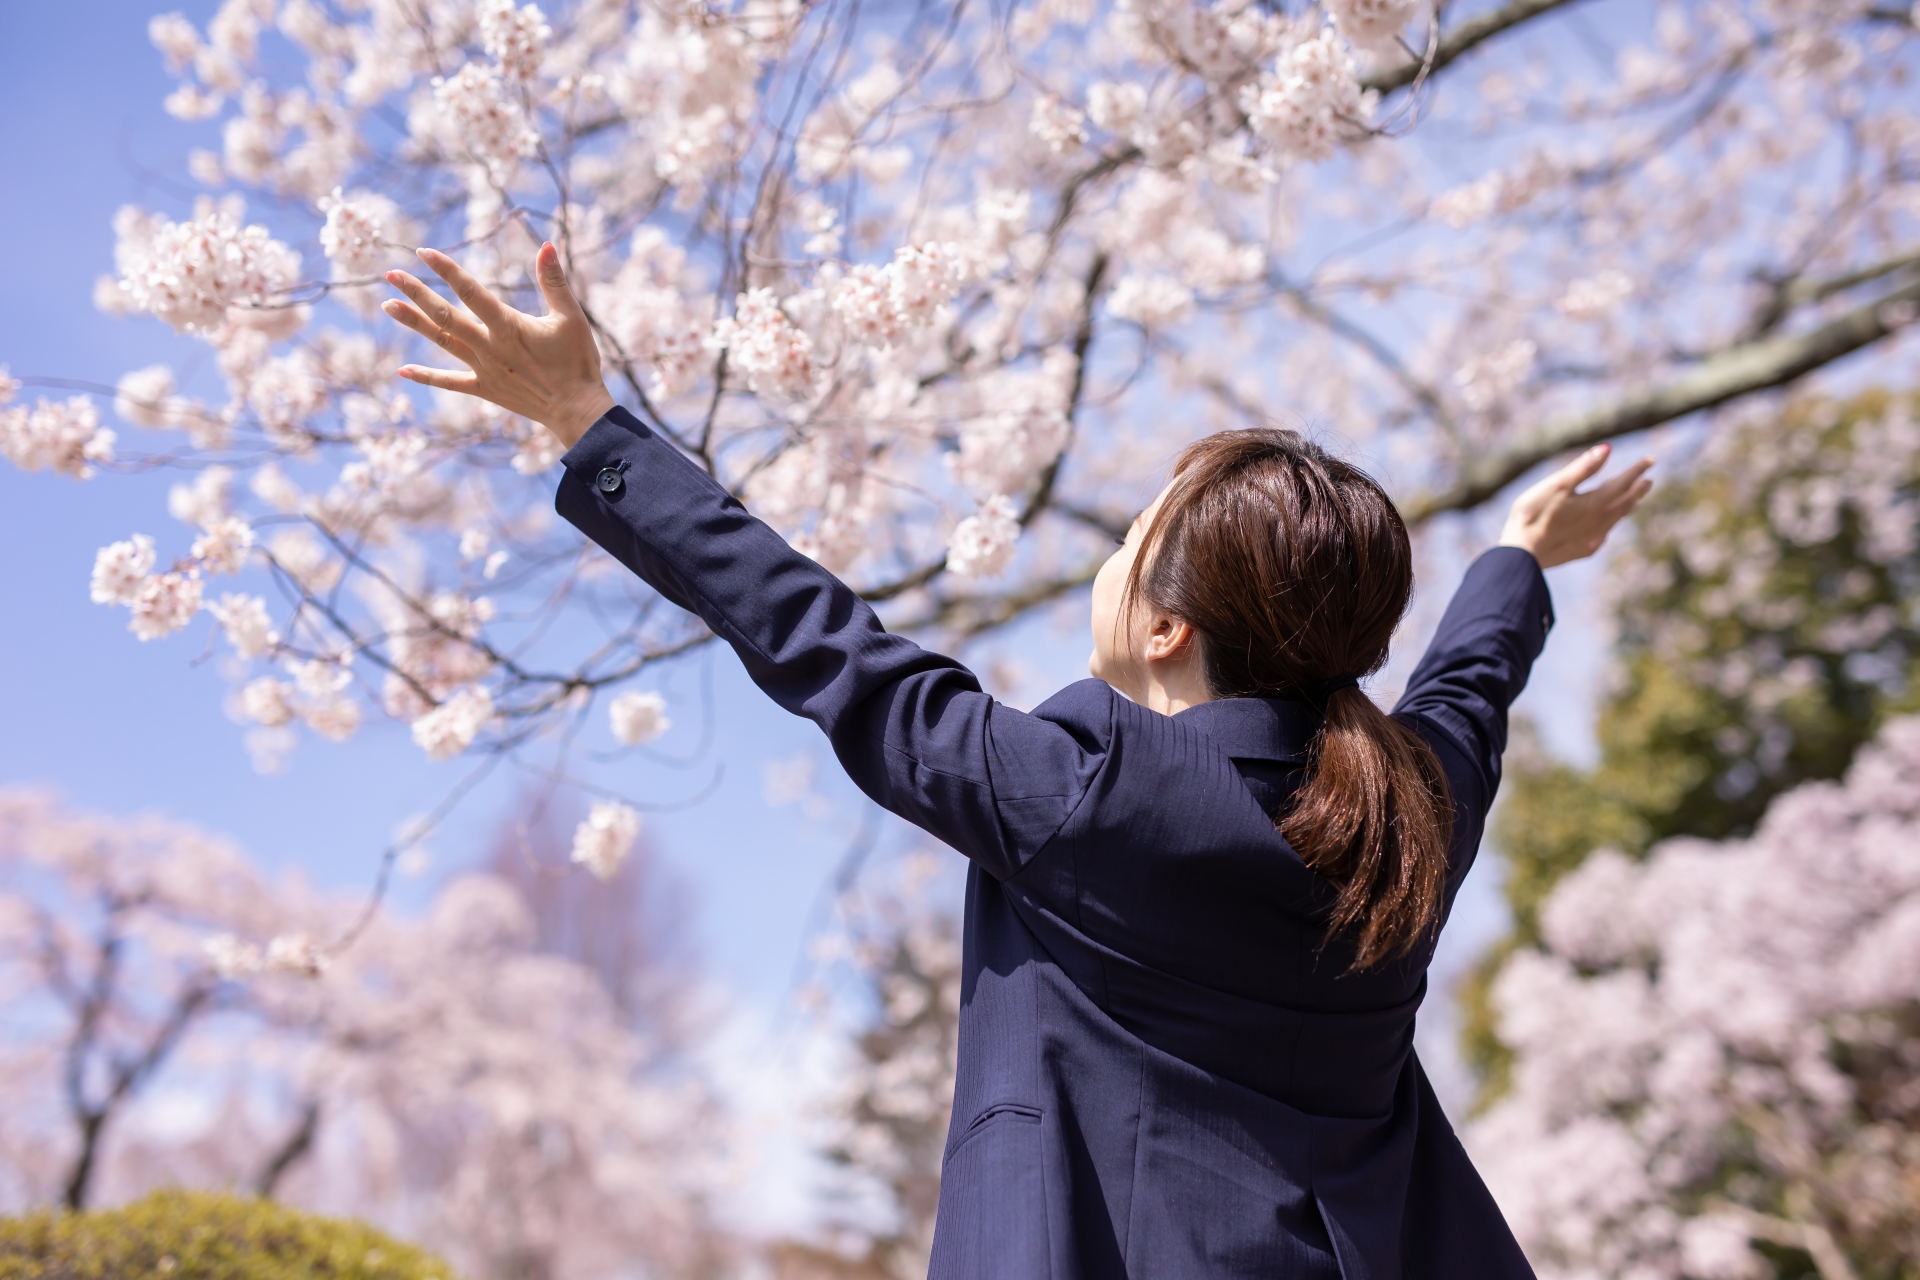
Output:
[595, 467, 624, 495]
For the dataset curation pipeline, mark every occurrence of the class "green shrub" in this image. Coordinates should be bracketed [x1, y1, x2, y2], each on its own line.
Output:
[0, 1189, 457, 1280]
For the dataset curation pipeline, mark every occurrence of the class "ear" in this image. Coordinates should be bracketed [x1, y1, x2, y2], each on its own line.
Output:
[1143, 616, 1198, 665]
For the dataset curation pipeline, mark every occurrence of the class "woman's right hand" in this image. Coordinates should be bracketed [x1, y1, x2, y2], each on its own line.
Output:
[1496, 442, 1654, 569]
[381, 241, 614, 449]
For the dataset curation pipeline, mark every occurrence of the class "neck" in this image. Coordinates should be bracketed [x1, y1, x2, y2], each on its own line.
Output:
[1137, 666, 1214, 716]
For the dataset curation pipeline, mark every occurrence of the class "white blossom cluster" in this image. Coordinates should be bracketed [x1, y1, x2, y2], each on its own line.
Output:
[428, 62, 540, 178]
[0, 386, 115, 479]
[709, 288, 819, 403]
[569, 800, 641, 880]
[478, 0, 550, 84]
[945, 495, 1022, 579]
[410, 684, 495, 760]
[1324, 0, 1423, 53]
[1240, 24, 1377, 166]
[828, 242, 971, 351]
[608, 690, 670, 746]
[107, 198, 300, 334]
[586, 228, 713, 398]
[317, 186, 409, 284]
[1469, 714, 1920, 1278]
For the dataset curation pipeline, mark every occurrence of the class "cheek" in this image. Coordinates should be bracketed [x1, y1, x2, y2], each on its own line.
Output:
[1089, 551, 1124, 647]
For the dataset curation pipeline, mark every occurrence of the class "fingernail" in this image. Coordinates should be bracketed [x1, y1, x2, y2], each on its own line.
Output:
[415, 247, 431, 260]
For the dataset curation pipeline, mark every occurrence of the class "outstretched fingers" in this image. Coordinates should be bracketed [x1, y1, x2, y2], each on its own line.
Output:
[1582, 458, 1658, 506]
[397, 363, 481, 394]
[1603, 473, 1655, 519]
[382, 295, 483, 369]
[1553, 442, 1612, 492]
[385, 270, 487, 344]
[415, 248, 512, 327]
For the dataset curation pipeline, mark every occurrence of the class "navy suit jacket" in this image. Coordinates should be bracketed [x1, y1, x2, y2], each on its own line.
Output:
[556, 407, 1548, 1280]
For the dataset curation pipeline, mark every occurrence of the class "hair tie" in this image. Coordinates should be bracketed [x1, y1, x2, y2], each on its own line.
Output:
[1305, 674, 1360, 713]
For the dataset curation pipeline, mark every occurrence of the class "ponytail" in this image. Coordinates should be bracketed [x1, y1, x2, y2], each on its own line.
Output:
[1283, 687, 1451, 969]
[1127, 428, 1452, 969]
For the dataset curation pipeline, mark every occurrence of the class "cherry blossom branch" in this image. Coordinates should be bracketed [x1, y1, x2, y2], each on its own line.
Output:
[893, 556, 1106, 636]
[1401, 276, 1920, 522]
[1742, 249, 1920, 341]
[1362, 0, 1590, 94]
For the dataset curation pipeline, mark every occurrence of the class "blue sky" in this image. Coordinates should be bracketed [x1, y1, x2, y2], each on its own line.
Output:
[0, 1, 1623, 1221]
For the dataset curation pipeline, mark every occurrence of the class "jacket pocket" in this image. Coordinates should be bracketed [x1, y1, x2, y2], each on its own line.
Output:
[929, 1103, 1049, 1279]
[947, 1101, 1042, 1159]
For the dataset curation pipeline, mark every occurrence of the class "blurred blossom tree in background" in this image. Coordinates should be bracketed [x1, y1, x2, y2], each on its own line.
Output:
[1466, 714, 1920, 1280]
[0, 790, 731, 1280]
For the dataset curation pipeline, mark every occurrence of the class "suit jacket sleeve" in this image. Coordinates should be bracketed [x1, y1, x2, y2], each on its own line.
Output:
[552, 407, 1101, 880]
[1391, 546, 1555, 823]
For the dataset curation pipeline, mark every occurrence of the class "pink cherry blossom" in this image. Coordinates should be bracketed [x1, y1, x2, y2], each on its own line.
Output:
[570, 801, 641, 880]
[429, 62, 539, 179]
[1, 395, 114, 478]
[1240, 24, 1374, 166]
[239, 676, 296, 726]
[409, 685, 493, 760]
[609, 690, 671, 746]
[126, 571, 204, 641]
[945, 495, 1021, 579]
[479, 0, 550, 84]
[109, 201, 300, 334]
[191, 516, 254, 575]
[709, 289, 818, 403]
[113, 365, 180, 430]
[90, 535, 156, 606]
[1469, 715, 1920, 1279]
[208, 592, 276, 658]
[317, 186, 408, 283]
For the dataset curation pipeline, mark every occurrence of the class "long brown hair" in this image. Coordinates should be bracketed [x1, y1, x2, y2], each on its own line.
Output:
[1125, 428, 1452, 970]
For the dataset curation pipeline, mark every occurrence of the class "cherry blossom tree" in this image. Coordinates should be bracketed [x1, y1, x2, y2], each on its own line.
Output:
[1466, 712, 1920, 1280]
[0, 788, 728, 1280]
[0, 0, 1914, 854]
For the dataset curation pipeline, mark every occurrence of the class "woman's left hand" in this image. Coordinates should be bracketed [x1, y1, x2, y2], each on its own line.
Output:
[382, 241, 614, 448]
[1497, 442, 1655, 569]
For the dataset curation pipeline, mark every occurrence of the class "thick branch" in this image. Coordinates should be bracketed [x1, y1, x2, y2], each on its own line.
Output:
[895, 558, 1105, 637]
[255, 1098, 323, 1198]
[1742, 249, 1920, 340]
[1401, 278, 1920, 522]
[64, 979, 212, 1210]
[1363, 0, 1588, 94]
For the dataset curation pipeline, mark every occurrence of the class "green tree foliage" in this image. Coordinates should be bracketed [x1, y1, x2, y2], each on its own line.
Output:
[0, 1189, 456, 1280]
[1466, 389, 1920, 1097]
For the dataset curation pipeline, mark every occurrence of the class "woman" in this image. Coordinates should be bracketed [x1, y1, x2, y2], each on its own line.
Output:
[383, 243, 1652, 1279]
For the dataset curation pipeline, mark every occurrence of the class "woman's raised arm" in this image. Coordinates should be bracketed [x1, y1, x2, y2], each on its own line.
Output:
[381, 245, 1104, 882]
[1394, 445, 1653, 814]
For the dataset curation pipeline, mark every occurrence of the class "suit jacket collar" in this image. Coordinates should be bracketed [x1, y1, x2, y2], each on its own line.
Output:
[1172, 696, 1322, 764]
